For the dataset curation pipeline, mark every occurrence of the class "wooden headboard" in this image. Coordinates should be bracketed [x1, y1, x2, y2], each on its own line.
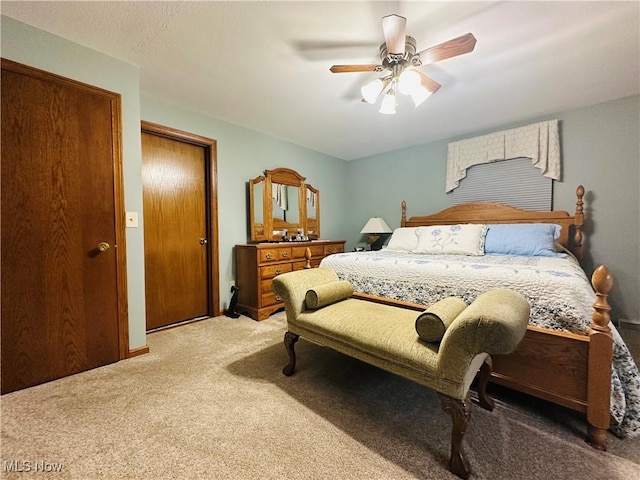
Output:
[401, 185, 585, 260]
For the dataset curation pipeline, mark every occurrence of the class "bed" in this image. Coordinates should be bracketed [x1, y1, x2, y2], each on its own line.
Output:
[320, 186, 640, 449]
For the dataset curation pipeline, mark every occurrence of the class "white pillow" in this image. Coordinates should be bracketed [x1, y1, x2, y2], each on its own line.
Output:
[414, 224, 487, 255]
[385, 227, 420, 252]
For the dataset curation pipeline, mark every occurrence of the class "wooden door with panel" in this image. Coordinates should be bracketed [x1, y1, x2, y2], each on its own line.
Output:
[141, 126, 219, 330]
[1, 59, 127, 393]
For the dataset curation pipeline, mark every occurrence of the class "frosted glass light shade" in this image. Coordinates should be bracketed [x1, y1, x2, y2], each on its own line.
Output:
[410, 85, 432, 107]
[378, 92, 397, 114]
[361, 78, 384, 104]
[398, 69, 421, 95]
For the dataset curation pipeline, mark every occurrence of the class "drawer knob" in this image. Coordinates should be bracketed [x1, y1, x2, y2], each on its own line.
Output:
[265, 253, 273, 259]
[275, 295, 282, 301]
[275, 269, 281, 275]
[281, 252, 289, 257]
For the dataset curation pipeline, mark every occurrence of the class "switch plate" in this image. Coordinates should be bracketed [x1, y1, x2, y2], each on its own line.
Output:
[126, 211, 138, 228]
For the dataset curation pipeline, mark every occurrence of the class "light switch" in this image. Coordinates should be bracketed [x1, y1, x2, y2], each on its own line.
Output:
[126, 211, 138, 228]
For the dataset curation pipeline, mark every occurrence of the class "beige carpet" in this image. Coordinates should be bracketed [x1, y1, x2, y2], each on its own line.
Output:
[1, 312, 639, 480]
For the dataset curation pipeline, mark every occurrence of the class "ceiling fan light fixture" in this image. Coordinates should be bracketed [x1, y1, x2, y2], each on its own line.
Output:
[378, 88, 397, 115]
[397, 69, 421, 96]
[361, 78, 385, 104]
[410, 85, 432, 107]
[330, 14, 475, 115]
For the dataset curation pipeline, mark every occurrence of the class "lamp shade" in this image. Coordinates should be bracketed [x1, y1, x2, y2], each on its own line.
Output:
[360, 217, 392, 234]
[378, 91, 397, 115]
[361, 78, 384, 104]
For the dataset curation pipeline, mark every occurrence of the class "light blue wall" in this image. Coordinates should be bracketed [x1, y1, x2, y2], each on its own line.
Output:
[346, 95, 640, 323]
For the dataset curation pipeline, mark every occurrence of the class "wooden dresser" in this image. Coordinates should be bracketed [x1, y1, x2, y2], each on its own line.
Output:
[235, 240, 345, 320]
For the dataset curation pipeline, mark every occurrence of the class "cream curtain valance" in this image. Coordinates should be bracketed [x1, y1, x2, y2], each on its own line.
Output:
[446, 119, 560, 192]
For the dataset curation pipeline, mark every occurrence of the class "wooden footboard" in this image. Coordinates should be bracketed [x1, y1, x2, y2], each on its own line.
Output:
[490, 265, 614, 450]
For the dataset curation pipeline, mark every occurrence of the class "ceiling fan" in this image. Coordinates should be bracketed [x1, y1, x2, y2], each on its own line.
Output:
[330, 14, 476, 114]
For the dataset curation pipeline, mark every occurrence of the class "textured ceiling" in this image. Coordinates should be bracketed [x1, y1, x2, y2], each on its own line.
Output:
[2, 1, 639, 160]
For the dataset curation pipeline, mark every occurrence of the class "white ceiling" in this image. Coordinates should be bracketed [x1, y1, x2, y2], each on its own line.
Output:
[2, 1, 639, 160]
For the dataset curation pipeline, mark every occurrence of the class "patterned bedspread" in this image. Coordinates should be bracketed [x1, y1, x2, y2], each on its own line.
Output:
[320, 250, 640, 438]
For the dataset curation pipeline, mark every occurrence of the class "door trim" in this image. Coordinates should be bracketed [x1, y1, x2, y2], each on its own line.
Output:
[141, 121, 220, 318]
[1, 58, 130, 361]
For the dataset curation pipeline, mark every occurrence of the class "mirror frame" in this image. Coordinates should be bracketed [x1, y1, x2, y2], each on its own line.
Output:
[249, 175, 267, 242]
[248, 167, 320, 242]
[305, 183, 320, 240]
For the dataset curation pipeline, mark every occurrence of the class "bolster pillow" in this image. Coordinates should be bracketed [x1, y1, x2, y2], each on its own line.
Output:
[415, 297, 468, 342]
[305, 280, 354, 310]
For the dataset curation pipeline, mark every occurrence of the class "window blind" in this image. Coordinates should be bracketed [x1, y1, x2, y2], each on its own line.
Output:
[450, 157, 552, 211]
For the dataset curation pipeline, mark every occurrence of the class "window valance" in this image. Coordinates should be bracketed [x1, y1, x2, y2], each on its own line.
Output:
[446, 119, 560, 192]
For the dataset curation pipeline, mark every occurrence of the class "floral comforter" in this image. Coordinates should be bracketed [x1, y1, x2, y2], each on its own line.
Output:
[320, 250, 640, 438]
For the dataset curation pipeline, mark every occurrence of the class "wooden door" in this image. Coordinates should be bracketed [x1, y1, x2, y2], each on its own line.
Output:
[142, 125, 219, 330]
[1, 59, 128, 394]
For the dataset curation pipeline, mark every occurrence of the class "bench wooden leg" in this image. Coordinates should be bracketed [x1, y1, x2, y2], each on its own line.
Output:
[439, 393, 471, 480]
[477, 357, 495, 411]
[283, 331, 299, 376]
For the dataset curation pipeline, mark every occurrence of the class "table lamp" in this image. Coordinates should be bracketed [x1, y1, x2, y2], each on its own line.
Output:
[360, 217, 392, 250]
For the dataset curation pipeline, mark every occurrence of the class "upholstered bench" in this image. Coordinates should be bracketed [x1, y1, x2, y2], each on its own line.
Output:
[272, 267, 529, 479]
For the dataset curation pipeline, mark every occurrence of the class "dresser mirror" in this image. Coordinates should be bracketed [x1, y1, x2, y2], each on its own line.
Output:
[248, 167, 320, 242]
[305, 184, 319, 238]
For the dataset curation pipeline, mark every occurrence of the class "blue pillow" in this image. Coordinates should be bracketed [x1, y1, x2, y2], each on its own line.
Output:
[484, 223, 564, 257]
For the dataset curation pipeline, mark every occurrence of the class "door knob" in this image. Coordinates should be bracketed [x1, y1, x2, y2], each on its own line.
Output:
[98, 242, 110, 252]
[199, 238, 208, 245]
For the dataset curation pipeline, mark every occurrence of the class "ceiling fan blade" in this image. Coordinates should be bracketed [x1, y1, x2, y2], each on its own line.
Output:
[329, 64, 379, 73]
[417, 33, 477, 65]
[417, 71, 441, 94]
[382, 14, 407, 55]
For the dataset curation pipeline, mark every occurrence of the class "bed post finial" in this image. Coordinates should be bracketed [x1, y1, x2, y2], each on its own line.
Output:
[304, 247, 312, 269]
[401, 200, 407, 227]
[572, 185, 585, 259]
[586, 264, 613, 451]
[590, 265, 613, 332]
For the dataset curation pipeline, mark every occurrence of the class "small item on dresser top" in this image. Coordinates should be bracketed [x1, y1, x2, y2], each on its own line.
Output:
[415, 297, 468, 342]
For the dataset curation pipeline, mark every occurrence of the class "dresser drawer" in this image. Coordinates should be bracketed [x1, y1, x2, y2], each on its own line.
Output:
[260, 263, 292, 279]
[292, 260, 307, 271]
[324, 244, 344, 255]
[261, 279, 282, 307]
[261, 277, 286, 304]
[293, 259, 323, 270]
[292, 245, 325, 259]
[260, 247, 292, 263]
[262, 290, 283, 307]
